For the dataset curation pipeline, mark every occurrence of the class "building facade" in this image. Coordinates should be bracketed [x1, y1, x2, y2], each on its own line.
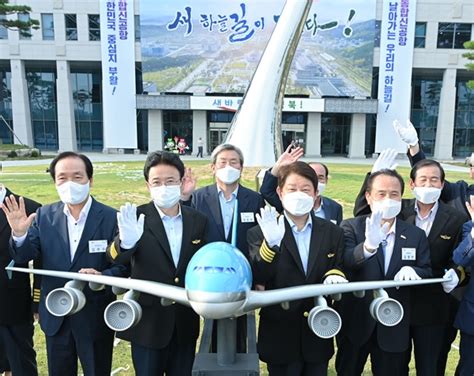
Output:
[0, 0, 473, 159]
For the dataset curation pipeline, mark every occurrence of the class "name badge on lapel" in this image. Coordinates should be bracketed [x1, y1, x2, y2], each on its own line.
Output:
[89, 240, 107, 253]
[240, 212, 255, 223]
[401, 247, 416, 261]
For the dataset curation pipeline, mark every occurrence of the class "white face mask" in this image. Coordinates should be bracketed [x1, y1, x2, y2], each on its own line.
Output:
[215, 165, 241, 185]
[282, 191, 315, 216]
[412, 186, 441, 205]
[371, 198, 401, 219]
[150, 185, 181, 209]
[56, 181, 90, 205]
[317, 182, 326, 196]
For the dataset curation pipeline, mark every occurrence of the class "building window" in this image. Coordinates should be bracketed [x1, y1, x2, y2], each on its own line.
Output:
[65, 14, 77, 41]
[18, 13, 31, 40]
[453, 80, 474, 157]
[71, 71, 103, 151]
[26, 69, 59, 150]
[411, 76, 442, 156]
[374, 20, 381, 48]
[0, 68, 13, 144]
[88, 14, 100, 41]
[163, 110, 193, 153]
[321, 114, 351, 156]
[0, 15, 7, 39]
[437, 23, 472, 49]
[414, 22, 426, 48]
[41, 13, 54, 40]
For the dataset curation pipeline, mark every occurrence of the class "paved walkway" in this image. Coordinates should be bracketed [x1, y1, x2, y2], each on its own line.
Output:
[0, 152, 469, 173]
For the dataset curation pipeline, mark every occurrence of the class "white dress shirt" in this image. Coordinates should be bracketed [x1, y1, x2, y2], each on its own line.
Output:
[217, 186, 238, 239]
[364, 219, 396, 275]
[415, 201, 439, 236]
[285, 213, 313, 274]
[156, 205, 183, 268]
[0, 184, 6, 203]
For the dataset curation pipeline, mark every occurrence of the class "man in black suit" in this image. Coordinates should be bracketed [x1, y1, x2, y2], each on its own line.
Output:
[336, 169, 432, 376]
[108, 151, 208, 376]
[5, 152, 127, 376]
[183, 143, 264, 352]
[248, 161, 347, 376]
[0, 186, 40, 376]
[259, 144, 343, 224]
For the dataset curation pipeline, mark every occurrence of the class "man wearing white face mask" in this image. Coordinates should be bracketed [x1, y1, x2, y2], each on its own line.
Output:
[184, 143, 264, 353]
[107, 151, 208, 376]
[248, 161, 347, 376]
[4, 151, 127, 376]
[259, 144, 343, 224]
[336, 169, 432, 376]
[353, 151, 469, 375]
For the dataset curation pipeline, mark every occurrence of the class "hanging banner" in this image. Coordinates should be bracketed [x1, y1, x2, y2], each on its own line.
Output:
[375, 0, 417, 152]
[100, 0, 137, 149]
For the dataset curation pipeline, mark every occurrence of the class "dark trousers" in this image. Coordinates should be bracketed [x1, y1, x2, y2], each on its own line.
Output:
[437, 298, 460, 376]
[267, 360, 328, 376]
[403, 324, 445, 376]
[45, 319, 113, 376]
[131, 331, 196, 376]
[0, 338, 9, 373]
[0, 321, 37, 376]
[197, 146, 203, 158]
[336, 331, 407, 376]
[458, 332, 474, 376]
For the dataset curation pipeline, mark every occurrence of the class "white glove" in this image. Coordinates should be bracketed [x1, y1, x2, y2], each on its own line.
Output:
[441, 268, 459, 293]
[323, 275, 348, 284]
[393, 119, 419, 147]
[364, 211, 390, 251]
[117, 203, 145, 249]
[394, 266, 421, 281]
[256, 206, 285, 248]
[371, 148, 398, 174]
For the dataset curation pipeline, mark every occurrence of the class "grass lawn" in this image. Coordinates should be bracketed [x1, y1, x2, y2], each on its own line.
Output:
[2, 160, 467, 375]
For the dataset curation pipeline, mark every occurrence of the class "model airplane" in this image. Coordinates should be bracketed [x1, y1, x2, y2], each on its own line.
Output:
[6, 201, 448, 339]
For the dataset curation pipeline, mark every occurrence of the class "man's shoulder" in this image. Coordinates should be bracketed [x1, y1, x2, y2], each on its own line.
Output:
[194, 184, 215, 197]
[322, 196, 342, 209]
[181, 204, 208, 222]
[91, 198, 117, 216]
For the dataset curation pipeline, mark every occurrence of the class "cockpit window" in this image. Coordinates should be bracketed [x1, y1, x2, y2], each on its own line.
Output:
[193, 266, 236, 274]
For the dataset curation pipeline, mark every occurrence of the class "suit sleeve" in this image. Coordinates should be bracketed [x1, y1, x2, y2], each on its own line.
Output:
[259, 170, 283, 213]
[247, 225, 281, 285]
[353, 173, 372, 217]
[335, 203, 343, 225]
[453, 221, 474, 268]
[407, 148, 426, 167]
[412, 230, 432, 278]
[32, 257, 41, 313]
[340, 219, 372, 271]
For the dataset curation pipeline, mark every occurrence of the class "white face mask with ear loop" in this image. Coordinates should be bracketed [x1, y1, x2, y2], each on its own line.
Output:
[56, 181, 90, 205]
[371, 198, 402, 219]
[282, 191, 315, 216]
[215, 165, 241, 184]
[412, 186, 441, 205]
[150, 185, 182, 209]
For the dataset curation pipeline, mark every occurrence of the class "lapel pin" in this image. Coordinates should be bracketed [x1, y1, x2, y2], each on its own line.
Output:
[440, 235, 451, 240]
[400, 235, 406, 239]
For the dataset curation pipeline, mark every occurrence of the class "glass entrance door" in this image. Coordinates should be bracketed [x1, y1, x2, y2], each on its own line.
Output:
[321, 114, 351, 155]
[209, 129, 227, 153]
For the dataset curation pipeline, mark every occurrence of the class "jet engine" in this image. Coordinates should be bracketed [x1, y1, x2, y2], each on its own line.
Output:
[369, 289, 404, 327]
[45, 280, 86, 317]
[307, 296, 342, 339]
[104, 290, 142, 332]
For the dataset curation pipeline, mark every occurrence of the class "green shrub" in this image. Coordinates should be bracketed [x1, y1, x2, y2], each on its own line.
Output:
[7, 150, 17, 158]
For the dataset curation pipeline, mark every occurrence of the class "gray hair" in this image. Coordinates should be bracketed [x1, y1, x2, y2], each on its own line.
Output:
[211, 143, 244, 166]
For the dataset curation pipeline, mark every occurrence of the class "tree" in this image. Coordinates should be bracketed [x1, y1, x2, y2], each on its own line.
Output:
[463, 40, 474, 90]
[0, 0, 39, 38]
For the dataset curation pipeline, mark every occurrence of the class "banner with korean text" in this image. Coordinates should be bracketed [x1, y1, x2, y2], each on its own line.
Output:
[100, 0, 137, 149]
[375, 0, 416, 152]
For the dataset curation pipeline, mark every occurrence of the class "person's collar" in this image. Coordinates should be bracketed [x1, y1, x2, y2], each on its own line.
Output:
[217, 184, 239, 198]
[314, 197, 324, 213]
[156, 204, 182, 219]
[382, 218, 397, 236]
[285, 211, 312, 232]
[414, 200, 439, 220]
[63, 195, 93, 221]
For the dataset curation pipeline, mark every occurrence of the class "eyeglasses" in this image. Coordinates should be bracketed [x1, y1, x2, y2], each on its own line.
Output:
[150, 180, 181, 187]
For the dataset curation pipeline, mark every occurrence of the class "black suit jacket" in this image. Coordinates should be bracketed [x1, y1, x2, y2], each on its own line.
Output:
[190, 183, 264, 258]
[339, 216, 432, 352]
[0, 189, 41, 325]
[108, 202, 208, 350]
[260, 170, 343, 224]
[247, 213, 346, 364]
[400, 200, 468, 325]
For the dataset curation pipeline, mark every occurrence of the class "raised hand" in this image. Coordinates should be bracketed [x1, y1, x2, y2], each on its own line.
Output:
[465, 195, 474, 221]
[364, 210, 390, 252]
[181, 167, 196, 201]
[271, 143, 304, 176]
[256, 206, 286, 248]
[393, 119, 419, 147]
[1, 195, 36, 237]
[371, 148, 398, 174]
[117, 203, 145, 249]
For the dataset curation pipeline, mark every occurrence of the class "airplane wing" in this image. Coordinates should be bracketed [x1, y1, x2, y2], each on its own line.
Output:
[243, 278, 447, 313]
[6, 266, 190, 307]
